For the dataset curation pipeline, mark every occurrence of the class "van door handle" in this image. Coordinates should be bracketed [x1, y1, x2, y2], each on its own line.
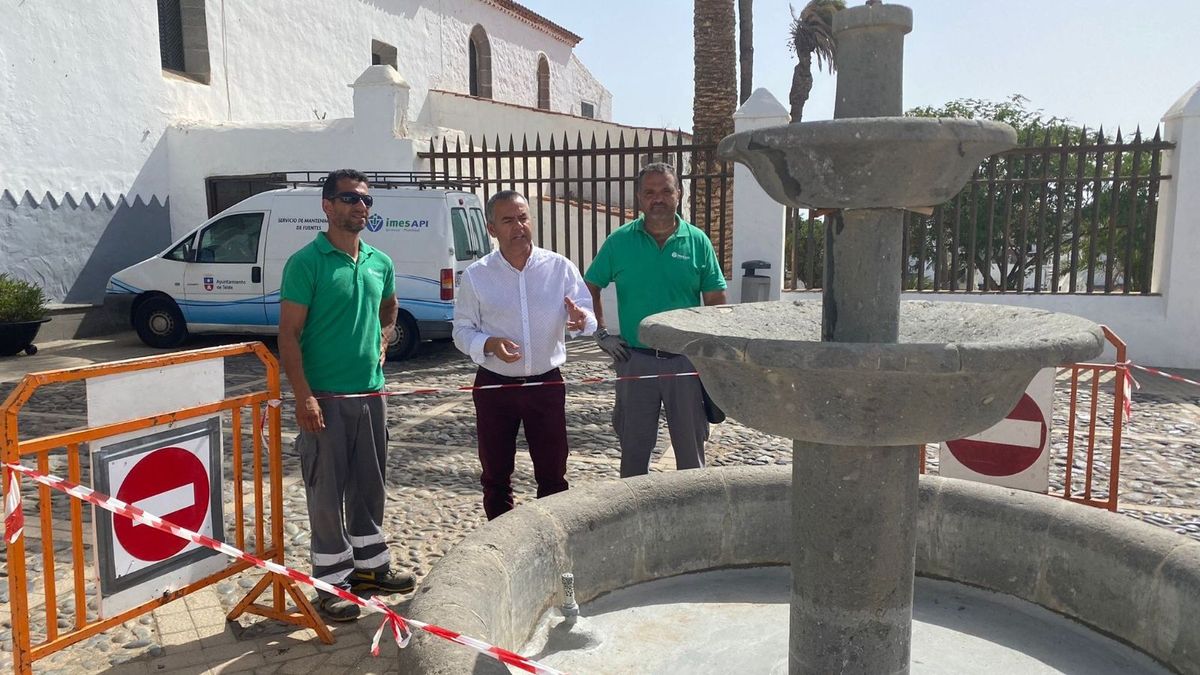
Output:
[252, 266, 262, 283]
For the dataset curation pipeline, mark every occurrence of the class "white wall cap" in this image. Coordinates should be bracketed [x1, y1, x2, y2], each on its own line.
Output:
[733, 88, 790, 120]
[1163, 80, 1200, 120]
[349, 65, 410, 89]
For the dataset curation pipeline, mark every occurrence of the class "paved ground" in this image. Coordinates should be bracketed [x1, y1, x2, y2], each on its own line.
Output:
[0, 333, 1196, 674]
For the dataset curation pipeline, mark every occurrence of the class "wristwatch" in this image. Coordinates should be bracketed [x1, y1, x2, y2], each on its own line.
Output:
[595, 327, 609, 340]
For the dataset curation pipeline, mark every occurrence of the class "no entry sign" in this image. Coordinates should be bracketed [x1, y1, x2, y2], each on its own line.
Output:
[945, 393, 1047, 476]
[90, 417, 226, 614]
[113, 446, 210, 561]
[939, 368, 1055, 492]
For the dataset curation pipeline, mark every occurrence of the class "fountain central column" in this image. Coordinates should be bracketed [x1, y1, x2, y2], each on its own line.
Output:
[790, 5, 918, 675]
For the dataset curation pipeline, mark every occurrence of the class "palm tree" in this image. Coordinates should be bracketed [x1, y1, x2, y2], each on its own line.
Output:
[693, 0, 738, 146]
[739, 0, 753, 104]
[788, 0, 844, 122]
[692, 0, 739, 274]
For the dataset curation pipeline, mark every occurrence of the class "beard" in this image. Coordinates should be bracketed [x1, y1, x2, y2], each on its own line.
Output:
[338, 216, 367, 233]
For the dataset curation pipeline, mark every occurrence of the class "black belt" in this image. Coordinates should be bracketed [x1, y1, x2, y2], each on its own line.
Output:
[631, 347, 681, 359]
[478, 367, 561, 384]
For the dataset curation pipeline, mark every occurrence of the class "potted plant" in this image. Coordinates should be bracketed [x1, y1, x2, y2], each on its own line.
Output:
[0, 274, 50, 356]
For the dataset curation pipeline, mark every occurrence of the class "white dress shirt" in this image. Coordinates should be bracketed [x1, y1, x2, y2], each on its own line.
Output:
[453, 247, 597, 377]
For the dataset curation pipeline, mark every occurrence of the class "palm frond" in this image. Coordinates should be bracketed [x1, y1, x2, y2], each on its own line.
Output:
[788, 0, 845, 74]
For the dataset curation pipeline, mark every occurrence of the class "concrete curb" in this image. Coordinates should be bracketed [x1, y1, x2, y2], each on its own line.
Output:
[41, 304, 126, 340]
[397, 467, 1200, 674]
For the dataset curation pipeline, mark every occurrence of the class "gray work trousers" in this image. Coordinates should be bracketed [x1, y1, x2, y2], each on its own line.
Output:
[614, 350, 708, 478]
[295, 393, 390, 590]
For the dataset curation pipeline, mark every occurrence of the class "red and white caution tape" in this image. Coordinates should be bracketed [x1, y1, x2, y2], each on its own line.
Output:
[1120, 365, 1137, 423]
[1128, 363, 1200, 390]
[323, 371, 701, 400]
[260, 367, 700, 403]
[4, 470, 23, 544]
[2, 462, 566, 674]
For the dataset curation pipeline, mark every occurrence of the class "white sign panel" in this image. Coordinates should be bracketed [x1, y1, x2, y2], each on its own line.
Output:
[939, 368, 1055, 492]
[87, 360, 224, 427]
[86, 359, 227, 617]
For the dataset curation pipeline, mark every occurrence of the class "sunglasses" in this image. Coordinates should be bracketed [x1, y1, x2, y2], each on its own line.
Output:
[328, 192, 374, 207]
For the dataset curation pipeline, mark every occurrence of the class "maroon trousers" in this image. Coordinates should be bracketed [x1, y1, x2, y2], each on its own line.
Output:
[472, 367, 569, 520]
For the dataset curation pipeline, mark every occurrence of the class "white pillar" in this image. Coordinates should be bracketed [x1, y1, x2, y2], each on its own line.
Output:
[1151, 81, 1200, 366]
[350, 65, 411, 138]
[730, 88, 790, 303]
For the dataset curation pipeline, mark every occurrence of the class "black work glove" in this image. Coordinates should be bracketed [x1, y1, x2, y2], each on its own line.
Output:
[594, 327, 631, 363]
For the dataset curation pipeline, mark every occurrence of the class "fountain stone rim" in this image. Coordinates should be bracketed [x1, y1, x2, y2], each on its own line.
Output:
[716, 116, 1018, 210]
[639, 300, 1105, 373]
[394, 468, 1200, 675]
[638, 301, 1105, 445]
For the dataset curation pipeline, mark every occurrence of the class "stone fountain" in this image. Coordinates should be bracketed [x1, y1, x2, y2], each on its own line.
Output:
[396, 5, 1200, 674]
[642, 5, 1101, 672]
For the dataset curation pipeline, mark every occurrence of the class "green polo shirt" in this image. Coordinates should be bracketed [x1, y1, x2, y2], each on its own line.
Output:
[584, 215, 727, 348]
[280, 233, 395, 393]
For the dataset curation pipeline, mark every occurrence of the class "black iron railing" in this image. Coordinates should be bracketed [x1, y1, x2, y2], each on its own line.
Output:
[421, 132, 734, 276]
[787, 126, 1173, 294]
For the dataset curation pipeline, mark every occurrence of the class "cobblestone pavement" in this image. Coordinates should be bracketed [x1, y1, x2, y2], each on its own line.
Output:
[0, 336, 1196, 674]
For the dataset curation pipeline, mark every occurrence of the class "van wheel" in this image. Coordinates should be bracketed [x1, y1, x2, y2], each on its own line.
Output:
[386, 313, 419, 361]
[134, 296, 189, 348]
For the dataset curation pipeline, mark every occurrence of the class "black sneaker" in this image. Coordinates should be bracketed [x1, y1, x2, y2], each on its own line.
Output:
[318, 595, 361, 622]
[349, 567, 416, 595]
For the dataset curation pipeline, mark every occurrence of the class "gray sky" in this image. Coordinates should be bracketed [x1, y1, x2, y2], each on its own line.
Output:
[521, 0, 1198, 133]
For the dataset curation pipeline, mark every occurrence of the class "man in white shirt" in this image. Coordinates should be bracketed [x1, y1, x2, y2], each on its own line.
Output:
[453, 190, 596, 519]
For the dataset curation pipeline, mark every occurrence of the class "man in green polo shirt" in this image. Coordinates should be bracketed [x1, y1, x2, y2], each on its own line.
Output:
[585, 162, 727, 477]
[278, 169, 414, 622]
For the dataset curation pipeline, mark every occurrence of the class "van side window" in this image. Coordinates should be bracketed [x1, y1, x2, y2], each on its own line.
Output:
[164, 233, 197, 262]
[468, 208, 492, 254]
[197, 213, 265, 264]
[451, 208, 473, 261]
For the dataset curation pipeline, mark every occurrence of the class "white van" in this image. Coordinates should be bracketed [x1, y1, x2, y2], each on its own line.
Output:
[105, 181, 490, 360]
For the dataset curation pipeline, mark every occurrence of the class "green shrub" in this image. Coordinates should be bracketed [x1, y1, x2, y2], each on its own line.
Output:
[0, 274, 48, 323]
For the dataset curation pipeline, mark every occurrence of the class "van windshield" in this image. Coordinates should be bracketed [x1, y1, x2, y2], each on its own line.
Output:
[451, 208, 473, 261]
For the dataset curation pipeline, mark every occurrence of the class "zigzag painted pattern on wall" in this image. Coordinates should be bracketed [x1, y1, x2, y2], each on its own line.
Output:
[0, 190, 167, 210]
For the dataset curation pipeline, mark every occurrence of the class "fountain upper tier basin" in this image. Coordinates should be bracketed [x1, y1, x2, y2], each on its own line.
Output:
[717, 117, 1017, 210]
[640, 300, 1104, 445]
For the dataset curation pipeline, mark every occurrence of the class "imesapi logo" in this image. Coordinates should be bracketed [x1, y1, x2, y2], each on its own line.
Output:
[380, 216, 431, 231]
[366, 213, 385, 232]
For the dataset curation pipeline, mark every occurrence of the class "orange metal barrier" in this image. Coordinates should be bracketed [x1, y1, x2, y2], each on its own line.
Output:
[920, 325, 1127, 512]
[1059, 325, 1126, 511]
[1, 342, 330, 674]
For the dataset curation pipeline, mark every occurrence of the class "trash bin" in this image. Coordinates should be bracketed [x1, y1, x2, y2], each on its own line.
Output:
[741, 260, 772, 303]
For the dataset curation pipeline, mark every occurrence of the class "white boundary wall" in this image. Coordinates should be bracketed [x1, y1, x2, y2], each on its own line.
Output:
[163, 68, 420, 240]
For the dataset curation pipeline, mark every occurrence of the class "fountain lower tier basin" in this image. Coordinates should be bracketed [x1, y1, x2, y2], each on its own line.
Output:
[396, 468, 1200, 675]
[717, 117, 1017, 209]
[639, 300, 1104, 445]
[519, 568, 1170, 675]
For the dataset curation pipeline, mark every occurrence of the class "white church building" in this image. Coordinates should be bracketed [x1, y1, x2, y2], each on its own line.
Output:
[1, 0, 632, 308]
